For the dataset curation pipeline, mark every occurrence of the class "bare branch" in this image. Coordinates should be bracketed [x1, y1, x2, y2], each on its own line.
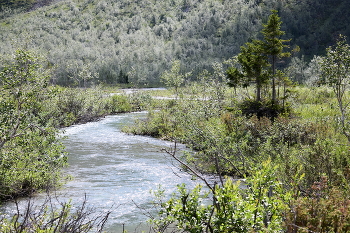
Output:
[162, 141, 215, 194]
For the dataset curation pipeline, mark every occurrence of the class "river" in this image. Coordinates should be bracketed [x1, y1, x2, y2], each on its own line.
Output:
[1, 112, 205, 232]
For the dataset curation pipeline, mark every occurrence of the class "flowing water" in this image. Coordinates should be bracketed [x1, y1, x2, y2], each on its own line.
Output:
[2, 112, 206, 232]
[61, 111, 203, 232]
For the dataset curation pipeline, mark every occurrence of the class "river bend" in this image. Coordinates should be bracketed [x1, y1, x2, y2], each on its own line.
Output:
[60, 112, 201, 231]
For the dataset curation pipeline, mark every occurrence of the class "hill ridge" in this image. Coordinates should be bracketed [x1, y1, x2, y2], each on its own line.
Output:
[1, 0, 349, 86]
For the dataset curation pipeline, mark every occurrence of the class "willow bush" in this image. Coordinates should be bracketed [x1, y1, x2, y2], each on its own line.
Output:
[0, 50, 67, 201]
[151, 160, 287, 233]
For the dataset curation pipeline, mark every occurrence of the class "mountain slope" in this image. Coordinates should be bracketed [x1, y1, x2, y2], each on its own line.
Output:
[0, 0, 349, 86]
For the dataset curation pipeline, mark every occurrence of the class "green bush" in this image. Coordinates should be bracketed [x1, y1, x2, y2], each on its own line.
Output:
[109, 94, 132, 113]
[40, 88, 154, 128]
[125, 109, 175, 138]
[0, 50, 67, 201]
[128, 91, 153, 111]
[40, 87, 138, 128]
[151, 160, 286, 233]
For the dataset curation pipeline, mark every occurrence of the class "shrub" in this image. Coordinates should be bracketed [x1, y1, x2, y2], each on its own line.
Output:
[286, 177, 350, 233]
[0, 196, 110, 233]
[239, 98, 292, 120]
[109, 94, 132, 113]
[0, 50, 67, 201]
[151, 160, 286, 233]
[127, 91, 153, 111]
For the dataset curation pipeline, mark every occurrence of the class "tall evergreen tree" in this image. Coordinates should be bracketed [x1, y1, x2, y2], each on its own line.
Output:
[227, 10, 290, 104]
[261, 10, 290, 104]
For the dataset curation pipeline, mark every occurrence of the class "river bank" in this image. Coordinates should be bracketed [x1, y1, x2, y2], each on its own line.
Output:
[1, 112, 207, 232]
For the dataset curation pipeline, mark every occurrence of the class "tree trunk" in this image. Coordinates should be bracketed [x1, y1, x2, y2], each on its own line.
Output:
[272, 55, 276, 104]
[256, 78, 261, 102]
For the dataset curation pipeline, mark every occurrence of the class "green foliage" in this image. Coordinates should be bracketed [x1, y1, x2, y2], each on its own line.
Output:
[0, 3, 348, 231]
[147, 106, 350, 232]
[262, 10, 291, 60]
[293, 86, 335, 106]
[128, 76, 350, 187]
[0, 50, 66, 201]
[226, 66, 242, 90]
[229, 40, 269, 102]
[36, 86, 152, 128]
[152, 160, 286, 232]
[262, 10, 291, 103]
[127, 91, 153, 111]
[125, 108, 177, 138]
[160, 60, 191, 97]
[109, 95, 132, 113]
[39, 87, 110, 127]
[321, 35, 350, 93]
[1, 0, 349, 85]
[126, 76, 350, 232]
[321, 35, 350, 142]
[227, 10, 291, 111]
[125, 67, 227, 141]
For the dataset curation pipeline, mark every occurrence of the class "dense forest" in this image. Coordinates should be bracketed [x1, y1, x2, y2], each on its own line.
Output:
[1, 0, 350, 86]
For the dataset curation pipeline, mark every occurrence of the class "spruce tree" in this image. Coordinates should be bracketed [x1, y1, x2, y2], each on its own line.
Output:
[261, 10, 291, 104]
[227, 40, 269, 102]
[238, 40, 269, 102]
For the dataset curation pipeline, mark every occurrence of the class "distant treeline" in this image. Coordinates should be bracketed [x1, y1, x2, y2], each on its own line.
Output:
[0, 0, 349, 86]
[0, 0, 58, 10]
[1, 0, 35, 9]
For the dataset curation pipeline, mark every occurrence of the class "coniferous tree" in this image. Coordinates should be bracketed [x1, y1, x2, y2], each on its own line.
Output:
[227, 40, 269, 102]
[228, 10, 290, 104]
[261, 10, 291, 104]
[238, 40, 269, 102]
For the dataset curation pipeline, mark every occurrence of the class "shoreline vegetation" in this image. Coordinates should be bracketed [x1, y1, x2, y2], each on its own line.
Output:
[1, 3, 350, 232]
[0, 49, 155, 232]
[124, 83, 350, 232]
[1, 51, 350, 231]
[123, 31, 350, 231]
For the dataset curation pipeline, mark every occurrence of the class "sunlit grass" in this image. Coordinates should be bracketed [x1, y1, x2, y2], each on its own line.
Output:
[295, 103, 338, 120]
[294, 86, 335, 105]
[146, 88, 173, 97]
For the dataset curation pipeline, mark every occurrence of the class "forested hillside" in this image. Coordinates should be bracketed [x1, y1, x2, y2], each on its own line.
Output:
[0, 0, 349, 86]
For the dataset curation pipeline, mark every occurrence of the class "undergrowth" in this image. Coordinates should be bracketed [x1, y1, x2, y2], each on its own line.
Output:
[127, 83, 350, 232]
